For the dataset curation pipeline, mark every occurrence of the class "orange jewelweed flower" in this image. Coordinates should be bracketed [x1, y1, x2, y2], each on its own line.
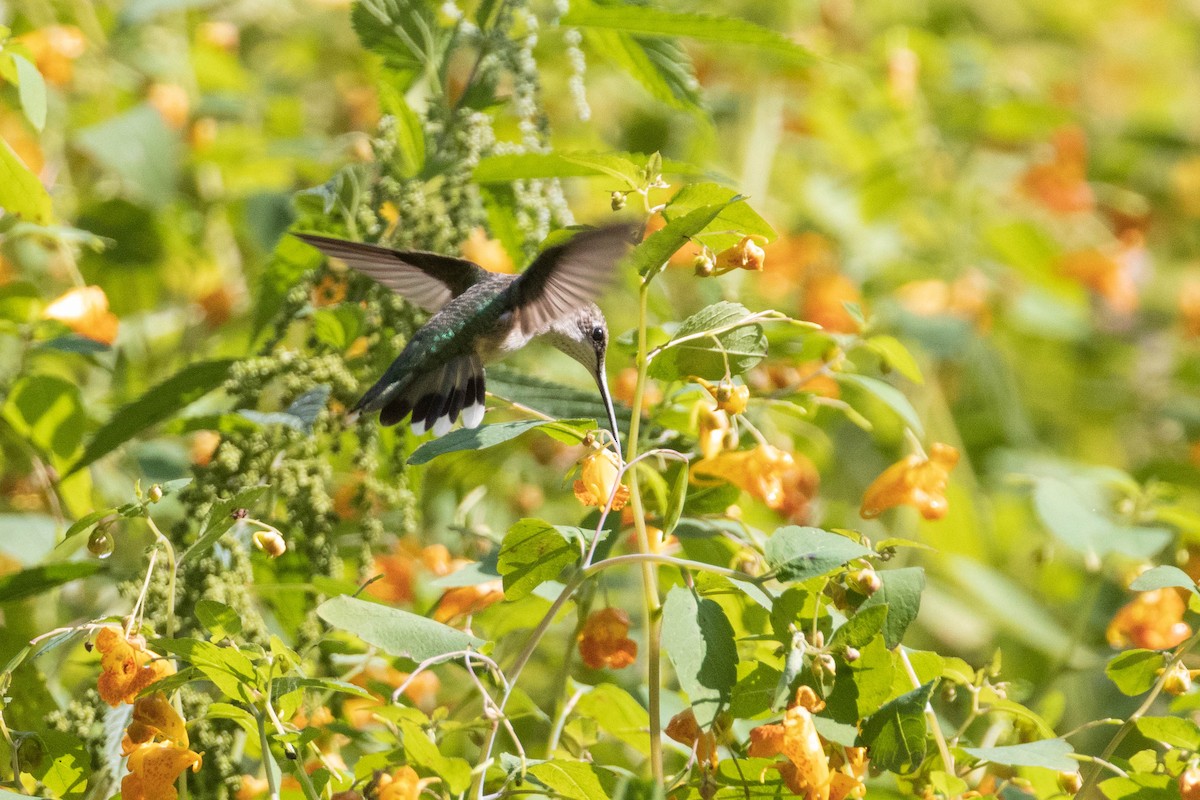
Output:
[1058, 233, 1146, 316]
[18, 26, 85, 86]
[311, 274, 347, 307]
[121, 742, 203, 800]
[95, 627, 175, 707]
[665, 708, 718, 769]
[1181, 277, 1200, 338]
[860, 442, 959, 521]
[1106, 588, 1192, 651]
[713, 236, 766, 274]
[578, 608, 637, 670]
[123, 692, 188, 754]
[694, 377, 750, 415]
[461, 228, 515, 274]
[574, 447, 630, 512]
[236, 774, 270, 800]
[433, 579, 505, 623]
[1181, 765, 1200, 800]
[376, 765, 438, 800]
[1019, 126, 1094, 215]
[801, 270, 863, 333]
[692, 444, 819, 521]
[43, 286, 119, 345]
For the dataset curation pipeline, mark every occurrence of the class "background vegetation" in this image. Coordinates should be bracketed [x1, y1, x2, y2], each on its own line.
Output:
[2, 1, 1200, 799]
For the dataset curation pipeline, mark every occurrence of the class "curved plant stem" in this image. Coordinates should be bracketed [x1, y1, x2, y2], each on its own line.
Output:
[626, 279, 664, 785]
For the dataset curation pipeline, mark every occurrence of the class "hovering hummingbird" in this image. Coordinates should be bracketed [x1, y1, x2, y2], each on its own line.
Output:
[295, 225, 632, 440]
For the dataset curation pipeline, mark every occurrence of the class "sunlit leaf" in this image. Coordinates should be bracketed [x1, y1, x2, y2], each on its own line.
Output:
[662, 586, 738, 728]
[1106, 649, 1165, 696]
[497, 519, 580, 600]
[316, 595, 485, 660]
[962, 739, 1076, 772]
[648, 301, 767, 380]
[764, 526, 871, 583]
[408, 418, 593, 465]
[856, 680, 935, 773]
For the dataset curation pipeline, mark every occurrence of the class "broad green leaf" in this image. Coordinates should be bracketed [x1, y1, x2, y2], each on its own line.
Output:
[1106, 649, 1165, 696]
[271, 677, 373, 701]
[351, 0, 445, 82]
[195, 599, 243, 640]
[662, 587, 738, 728]
[316, 595, 484, 660]
[528, 760, 612, 800]
[827, 633, 895, 722]
[1135, 716, 1200, 750]
[1033, 476, 1173, 560]
[240, 385, 331, 434]
[0, 137, 51, 223]
[856, 680, 935, 773]
[12, 54, 46, 131]
[497, 519, 580, 601]
[488, 368, 631, 436]
[69, 359, 236, 474]
[180, 485, 270, 565]
[0, 562, 102, 603]
[473, 151, 701, 183]
[663, 183, 776, 251]
[836, 374, 925, 437]
[203, 702, 257, 735]
[562, 3, 812, 67]
[312, 305, 364, 350]
[154, 638, 258, 703]
[408, 418, 593, 465]
[859, 568, 925, 649]
[255, 236, 322, 334]
[1098, 773, 1175, 800]
[574, 683, 650, 754]
[630, 202, 734, 279]
[648, 301, 768, 380]
[764, 526, 871, 583]
[1130, 565, 1197, 594]
[560, 153, 645, 190]
[398, 719, 473, 792]
[31, 731, 88, 800]
[829, 604, 889, 650]
[729, 662, 781, 718]
[863, 335, 924, 384]
[962, 739, 1076, 772]
[74, 105, 179, 206]
[4, 374, 85, 461]
[583, 30, 703, 113]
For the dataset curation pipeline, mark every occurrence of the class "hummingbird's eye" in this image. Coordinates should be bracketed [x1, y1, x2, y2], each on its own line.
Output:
[591, 327, 605, 343]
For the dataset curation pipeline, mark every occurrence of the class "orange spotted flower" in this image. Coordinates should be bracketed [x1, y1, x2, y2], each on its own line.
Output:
[121, 742, 203, 800]
[95, 627, 175, 707]
[376, 765, 438, 800]
[748, 687, 867, 800]
[311, 274, 347, 307]
[43, 286, 119, 345]
[122, 692, 188, 754]
[1058, 232, 1146, 317]
[694, 377, 749, 415]
[665, 708, 718, 769]
[433, 579, 505, 623]
[1181, 765, 1200, 800]
[692, 444, 819, 522]
[860, 443, 959, 521]
[712, 236, 766, 274]
[578, 608, 637, 670]
[1019, 126, 1094, 215]
[1106, 588, 1192, 651]
[574, 447, 630, 512]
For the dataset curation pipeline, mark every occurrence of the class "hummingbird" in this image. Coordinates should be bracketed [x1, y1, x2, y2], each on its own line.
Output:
[294, 225, 632, 441]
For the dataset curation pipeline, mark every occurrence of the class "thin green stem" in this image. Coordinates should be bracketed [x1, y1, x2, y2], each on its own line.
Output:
[144, 516, 177, 639]
[257, 712, 281, 800]
[626, 279, 664, 786]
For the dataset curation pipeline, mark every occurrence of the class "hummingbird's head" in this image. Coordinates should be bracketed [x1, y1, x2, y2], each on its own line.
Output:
[543, 305, 621, 442]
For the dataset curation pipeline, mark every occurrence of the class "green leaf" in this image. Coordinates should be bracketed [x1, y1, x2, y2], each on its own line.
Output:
[11, 54, 46, 132]
[271, 677, 374, 701]
[255, 236, 322, 334]
[962, 739, 1077, 772]
[836, 374, 925, 438]
[1106, 649, 1165, 696]
[573, 683, 650, 755]
[378, 84, 426, 178]
[4, 374, 85, 461]
[195, 599, 243, 640]
[69, 359, 236, 474]
[398, 719, 473, 792]
[562, 2, 812, 67]
[31, 731, 88, 800]
[497, 519, 580, 601]
[154, 638, 258, 703]
[764, 526, 871, 583]
[202, 702, 257, 735]
[663, 183, 776, 250]
[827, 634, 895, 722]
[74, 105, 179, 206]
[312, 305, 364, 350]
[351, 0, 445, 82]
[488, 369, 632, 437]
[180, 485, 270, 566]
[559, 153, 645, 190]
[1098, 773, 1175, 800]
[240, 385, 331, 434]
[663, 466, 688, 538]
[630, 202, 734, 279]
[662, 586, 738, 729]
[581, 30, 702, 113]
[407, 419, 592, 465]
[1135, 716, 1200, 750]
[856, 680, 935, 773]
[1130, 565, 1197, 594]
[863, 335, 923, 384]
[859, 568, 925, 649]
[648, 301, 768, 381]
[0, 137, 51, 223]
[316, 595, 484, 660]
[829, 604, 889, 650]
[473, 151, 701, 183]
[528, 760, 612, 800]
[0, 562, 102, 603]
[1032, 476, 1173, 560]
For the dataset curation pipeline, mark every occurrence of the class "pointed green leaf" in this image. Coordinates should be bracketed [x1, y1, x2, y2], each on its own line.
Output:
[764, 526, 871, 583]
[12, 54, 46, 132]
[407, 418, 593, 465]
[1106, 649, 1165, 696]
[630, 202, 733, 279]
[0, 562, 102, 603]
[963, 739, 1076, 772]
[860, 568, 925, 649]
[0, 137, 51, 223]
[497, 519, 580, 600]
[1130, 565, 1197, 594]
[648, 301, 768, 380]
[180, 485, 270, 566]
[663, 183, 776, 250]
[316, 595, 485, 660]
[529, 760, 612, 800]
[573, 683, 650, 755]
[662, 586, 738, 728]
[856, 680, 936, 773]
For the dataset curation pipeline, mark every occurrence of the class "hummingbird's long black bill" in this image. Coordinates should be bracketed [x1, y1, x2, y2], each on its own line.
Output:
[595, 364, 621, 447]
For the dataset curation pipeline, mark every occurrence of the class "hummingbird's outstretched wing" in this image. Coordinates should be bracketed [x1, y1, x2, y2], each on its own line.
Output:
[509, 225, 633, 336]
[293, 233, 490, 313]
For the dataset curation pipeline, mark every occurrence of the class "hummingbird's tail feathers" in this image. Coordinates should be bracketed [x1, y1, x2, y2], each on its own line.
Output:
[373, 355, 486, 436]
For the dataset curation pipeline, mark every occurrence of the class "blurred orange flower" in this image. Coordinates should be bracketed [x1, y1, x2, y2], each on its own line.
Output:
[461, 228, 515, 274]
[1019, 126, 1094, 215]
[1106, 588, 1192, 650]
[311, 274, 347, 307]
[895, 270, 991, 329]
[433, 579, 504, 623]
[121, 742, 203, 800]
[748, 687, 867, 800]
[761, 233, 838, 297]
[43, 286, 119, 345]
[1059, 232, 1146, 316]
[148, 84, 190, 130]
[95, 627, 175, 707]
[197, 285, 237, 328]
[1181, 765, 1200, 800]
[692, 444, 819, 521]
[860, 443, 958, 521]
[801, 270, 863, 333]
[665, 708, 718, 769]
[191, 431, 221, 466]
[713, 236, 766, 274]
[18, 26, 85, 86]
[123, 692, 188, 754]
[236, 775, 269, 800]
[574, 447, 630, 512]
[612, 366, 662, 408]
[1171, 157, 1200, 218]
[696, 404, 736, 460]
[376, 766, 437, 800]
[1181, 277, 1200, 338]
[578, 608, 637, 670]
